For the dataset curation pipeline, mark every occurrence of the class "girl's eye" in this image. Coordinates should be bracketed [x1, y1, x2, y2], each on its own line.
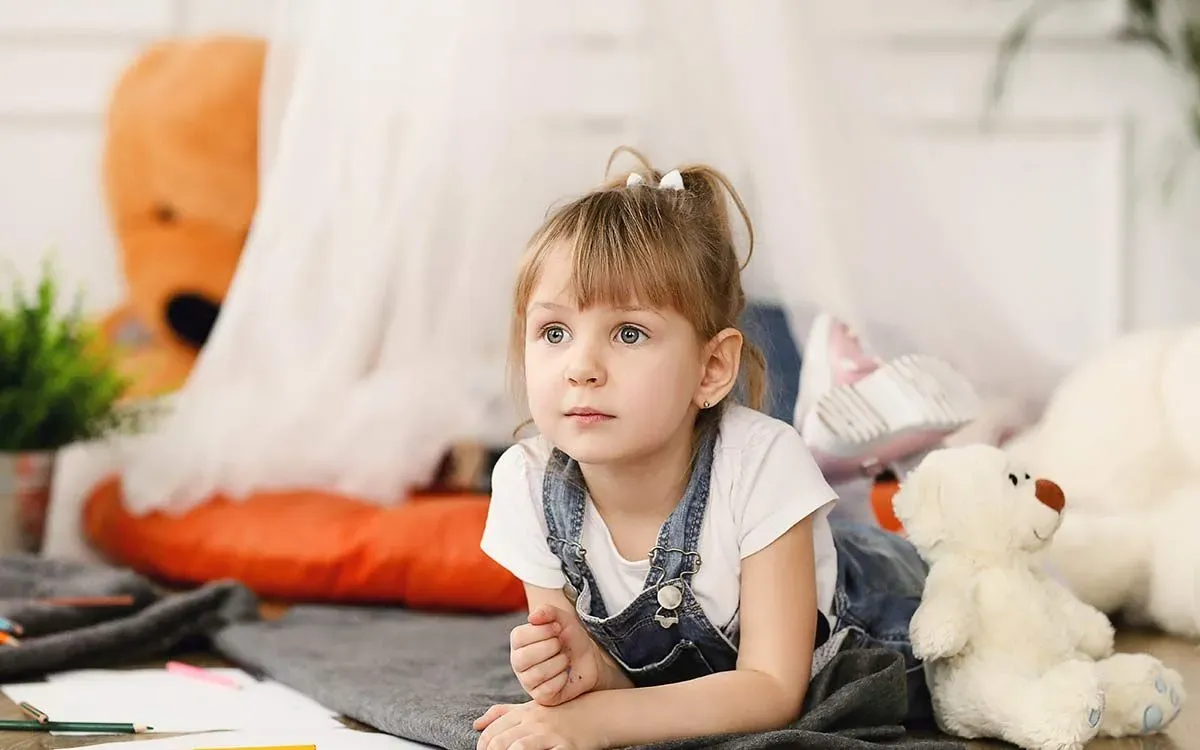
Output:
[617, 326, 645, 345]
[542, 326, 569, 344]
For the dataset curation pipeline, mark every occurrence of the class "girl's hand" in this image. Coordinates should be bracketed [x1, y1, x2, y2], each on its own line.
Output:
[473, 700, 597, 750]
[511, 604, 611, 705]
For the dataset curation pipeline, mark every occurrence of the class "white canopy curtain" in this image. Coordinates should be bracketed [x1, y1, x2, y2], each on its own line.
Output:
[117, 0, 1044, 515]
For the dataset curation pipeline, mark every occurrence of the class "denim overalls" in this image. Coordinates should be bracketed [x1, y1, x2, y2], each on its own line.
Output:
[541, 422, 932, 718]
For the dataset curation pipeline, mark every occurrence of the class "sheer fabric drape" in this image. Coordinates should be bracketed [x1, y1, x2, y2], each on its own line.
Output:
[118, 1, 1028, 514]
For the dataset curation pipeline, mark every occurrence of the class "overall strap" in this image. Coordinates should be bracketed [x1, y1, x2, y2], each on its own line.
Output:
[646, 423, 718, 588]
[542, 448, 584, 559]
[542, 448, 610, 618]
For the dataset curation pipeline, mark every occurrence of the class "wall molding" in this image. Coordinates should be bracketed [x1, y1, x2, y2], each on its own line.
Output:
[838, 0, 1128, 43]
[0, 112, 101, 127]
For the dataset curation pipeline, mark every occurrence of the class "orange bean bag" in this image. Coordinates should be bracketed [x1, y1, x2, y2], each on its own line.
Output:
[871, 477, 904, 533]
[83, 478, 526, 613]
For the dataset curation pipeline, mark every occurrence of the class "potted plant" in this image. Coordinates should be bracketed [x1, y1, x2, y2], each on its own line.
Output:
[0, 261, 141, 553]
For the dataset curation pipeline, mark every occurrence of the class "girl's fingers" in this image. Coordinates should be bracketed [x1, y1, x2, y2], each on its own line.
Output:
[511, 635, 562, 672]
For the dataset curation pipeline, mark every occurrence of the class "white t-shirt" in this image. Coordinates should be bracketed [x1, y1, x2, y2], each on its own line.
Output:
[480, 405, 839, 632]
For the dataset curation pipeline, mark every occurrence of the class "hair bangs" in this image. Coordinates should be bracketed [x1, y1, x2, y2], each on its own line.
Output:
[567, 192, 701, 320]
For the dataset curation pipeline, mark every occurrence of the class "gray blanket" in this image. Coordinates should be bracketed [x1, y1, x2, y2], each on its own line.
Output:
[0, 554, 260, 681]
[0, 554, 964, 748]
[214, 605, 964, 750]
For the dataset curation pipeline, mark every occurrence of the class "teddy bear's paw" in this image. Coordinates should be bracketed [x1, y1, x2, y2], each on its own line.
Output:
[910, 619, 967, 662]
[1095, 653, 1185, 737]
[1007, 661, 1105, 750]
[1074, 610, 1116, 660]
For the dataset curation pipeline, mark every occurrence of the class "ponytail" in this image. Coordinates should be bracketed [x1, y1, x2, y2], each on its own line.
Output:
[604, 146, 755, 272]
[677, 164, 755, 272]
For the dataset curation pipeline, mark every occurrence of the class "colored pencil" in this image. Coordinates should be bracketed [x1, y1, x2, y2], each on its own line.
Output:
[0, 720, 150, 733]
[0, 617, 23, 635]
[17, 702, 47, 723]
[166, 660, 242, 689]
[0, 632, 20, 648]
[36, 595, 135, 607]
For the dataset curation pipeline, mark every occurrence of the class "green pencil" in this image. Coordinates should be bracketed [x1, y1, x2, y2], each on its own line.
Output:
[0, 720, 151, 733]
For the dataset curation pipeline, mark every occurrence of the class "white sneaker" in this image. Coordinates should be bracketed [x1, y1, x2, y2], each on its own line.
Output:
[796, 314, 981, 483]
[793, 313, 882, 428]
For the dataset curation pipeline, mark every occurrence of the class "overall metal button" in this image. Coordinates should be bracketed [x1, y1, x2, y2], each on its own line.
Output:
[656, 583, 683, 610]
[563, 581, 579, 604]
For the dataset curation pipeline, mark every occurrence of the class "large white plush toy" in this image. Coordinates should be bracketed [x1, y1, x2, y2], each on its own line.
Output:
[892, 444, 1185, 750]
[1002, 327, 1200, 638]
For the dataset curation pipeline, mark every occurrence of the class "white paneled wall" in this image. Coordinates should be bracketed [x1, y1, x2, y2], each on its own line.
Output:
[0, 0, 273, 315]
[1, 0, 1198, 370]
[836, 0, 1200, 384]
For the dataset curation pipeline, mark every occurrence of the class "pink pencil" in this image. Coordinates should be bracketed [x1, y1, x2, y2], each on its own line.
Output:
[165, 661, 242, 690]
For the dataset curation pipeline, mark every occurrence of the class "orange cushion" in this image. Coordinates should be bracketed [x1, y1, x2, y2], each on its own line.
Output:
[83, 477, 526, 613]
[871, 479, 904, 533]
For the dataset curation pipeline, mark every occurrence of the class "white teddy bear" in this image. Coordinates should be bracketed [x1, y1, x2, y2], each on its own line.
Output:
[891, 444, 1185, 750]
[1003, 327, 1200, 638]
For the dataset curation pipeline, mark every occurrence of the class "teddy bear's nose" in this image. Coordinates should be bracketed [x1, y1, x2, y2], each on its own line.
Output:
[1034, 479, 1065, 513]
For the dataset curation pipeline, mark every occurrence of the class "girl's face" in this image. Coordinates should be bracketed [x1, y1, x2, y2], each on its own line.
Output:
[523, 248, 706, 467]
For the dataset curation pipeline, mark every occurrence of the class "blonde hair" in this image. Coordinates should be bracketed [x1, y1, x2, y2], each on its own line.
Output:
[509, 146, 767, 434]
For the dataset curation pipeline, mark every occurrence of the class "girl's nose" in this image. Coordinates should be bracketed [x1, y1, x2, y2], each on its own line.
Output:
[566, 351, 605, 386]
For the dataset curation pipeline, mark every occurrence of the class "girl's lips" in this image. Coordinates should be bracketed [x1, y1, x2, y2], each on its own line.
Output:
[565, 409, 614, 424]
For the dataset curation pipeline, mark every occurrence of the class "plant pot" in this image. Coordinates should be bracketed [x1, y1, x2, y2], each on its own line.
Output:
[0, 451, 56, 554]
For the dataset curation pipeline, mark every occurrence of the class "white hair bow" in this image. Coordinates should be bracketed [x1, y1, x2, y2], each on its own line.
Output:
[626, 169, 684, 191]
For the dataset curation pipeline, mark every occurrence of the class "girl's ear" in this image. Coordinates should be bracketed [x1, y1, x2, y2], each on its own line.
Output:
[694, 327, 742, 410]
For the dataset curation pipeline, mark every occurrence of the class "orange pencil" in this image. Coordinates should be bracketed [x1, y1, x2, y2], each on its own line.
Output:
[0, 632, 21, 647]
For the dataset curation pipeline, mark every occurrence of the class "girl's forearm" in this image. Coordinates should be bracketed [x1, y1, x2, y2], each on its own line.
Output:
[570, 669, 807, 748]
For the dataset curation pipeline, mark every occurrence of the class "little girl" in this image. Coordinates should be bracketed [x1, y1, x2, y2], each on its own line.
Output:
[474, 149, 951, 750]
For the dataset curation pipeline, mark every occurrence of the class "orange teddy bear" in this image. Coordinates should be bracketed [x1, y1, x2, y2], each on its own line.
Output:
[93, 33, 493, 491]
[99, 35, 266, 398]
[82, 37, 526, 612]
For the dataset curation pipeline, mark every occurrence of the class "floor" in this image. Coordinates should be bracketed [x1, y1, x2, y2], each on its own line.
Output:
[0, 628, 1192, 750]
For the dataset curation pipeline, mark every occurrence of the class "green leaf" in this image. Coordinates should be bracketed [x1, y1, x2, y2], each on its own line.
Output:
[0, 258, 140, 451]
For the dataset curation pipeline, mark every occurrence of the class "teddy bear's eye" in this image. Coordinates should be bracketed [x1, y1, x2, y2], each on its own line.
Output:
[1008, 473, 1018, 486]
[154, 203, 177, 223]
[1024, 472, 1030, 480]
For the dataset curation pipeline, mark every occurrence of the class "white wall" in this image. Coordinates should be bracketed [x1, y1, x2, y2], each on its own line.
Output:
[2, 0, 1197, 377]
[839, 0, 1200, 378]
[0, 0, 274, 315]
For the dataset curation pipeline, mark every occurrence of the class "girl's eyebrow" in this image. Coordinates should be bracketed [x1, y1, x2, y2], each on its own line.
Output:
[528, 300, 666, 321]
[528, 301, 571, 312]
[616, 305, 666, 320]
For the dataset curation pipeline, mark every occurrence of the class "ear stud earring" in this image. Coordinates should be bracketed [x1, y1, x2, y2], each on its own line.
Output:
[702, 401, 711, 409]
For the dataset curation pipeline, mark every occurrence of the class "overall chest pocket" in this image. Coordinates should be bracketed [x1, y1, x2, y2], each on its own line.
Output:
[615, 638, 716, 688]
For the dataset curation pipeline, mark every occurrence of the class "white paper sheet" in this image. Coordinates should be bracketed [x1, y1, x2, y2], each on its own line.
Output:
[46, 668, 257, 686]
[47, 728, 436, 750]
[3, 668, 346, 734]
